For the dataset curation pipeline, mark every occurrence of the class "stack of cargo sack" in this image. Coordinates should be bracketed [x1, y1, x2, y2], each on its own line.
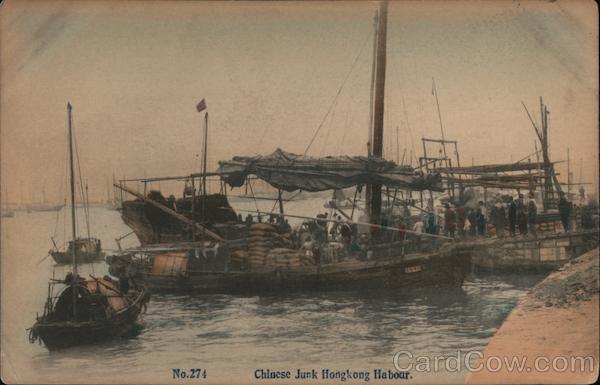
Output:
[229, 223, 315, 272]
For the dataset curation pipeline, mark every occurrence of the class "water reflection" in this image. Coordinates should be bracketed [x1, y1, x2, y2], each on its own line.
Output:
[4, 208, 547, 383]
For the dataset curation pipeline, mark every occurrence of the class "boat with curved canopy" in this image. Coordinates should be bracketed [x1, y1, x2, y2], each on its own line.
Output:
[29, 103, 150, 350]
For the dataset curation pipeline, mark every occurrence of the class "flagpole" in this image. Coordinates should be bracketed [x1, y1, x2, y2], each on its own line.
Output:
[432, 77, 448, 165]
[202, 111, 208, 219]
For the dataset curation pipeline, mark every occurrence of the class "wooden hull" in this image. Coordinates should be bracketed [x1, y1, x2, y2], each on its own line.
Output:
[30, 289, 149, 350]
[134, 252, 469, 294]
[120, 195, 241, 245]
[50, 250, 105, 265]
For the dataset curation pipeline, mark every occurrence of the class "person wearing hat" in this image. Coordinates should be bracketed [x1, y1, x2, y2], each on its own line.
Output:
[558, 192, 572, 232]
[444, 203, 456, 237]
[516, 194, 528, 236]
[476, 201, 486, 236]
[527, 192, 538, 237]
[507, 196, 517, 236]
[492, 200, 506, 238]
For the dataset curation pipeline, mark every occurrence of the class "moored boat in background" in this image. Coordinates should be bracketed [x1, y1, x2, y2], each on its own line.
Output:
[29, 102, 150, 350]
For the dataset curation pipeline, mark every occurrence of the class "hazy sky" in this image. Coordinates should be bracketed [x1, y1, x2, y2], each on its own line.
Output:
[1, 0, 598, 204]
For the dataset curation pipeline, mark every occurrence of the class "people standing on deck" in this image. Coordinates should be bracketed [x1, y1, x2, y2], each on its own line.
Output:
[492, 201, 506, 238]
[302, 236, 314, 252]
[340, 221, 352, 252]
[310, 219, 327, 265]
[558, 193, 572, 232]
[456, 203, 467, 238]
[424, 208, 437, 235]
[412, 218, 424, 234]
[476, 201, 486, 236]
[311, 219, 326, 245]
[516, 194, 528, 236]
[527, 192, 538, 237]
[316, 213, 328, 241]
[328, 217, 339, 241]
[167, 194, 177, 210]
[412, 218, 424, 251]
[467, 207, 477, 237]
[281, 219, 292, 233]
[507, 196, 517, 237]
[444, 203, 456, 237]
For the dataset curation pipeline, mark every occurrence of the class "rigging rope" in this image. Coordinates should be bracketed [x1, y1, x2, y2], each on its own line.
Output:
[247, 179, 261, 216]
[54, 124, 69, 242]
[72, 118, 91, 239]
[71, 112, 95, 275]
[63, 124, 69, 246]
[304, 28, 373, 156]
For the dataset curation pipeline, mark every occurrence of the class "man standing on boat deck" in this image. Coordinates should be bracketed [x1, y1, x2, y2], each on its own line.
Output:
[527, 192, 538, 237]
[412, 219, 424, 251]
[340, 221, 352, 252]
[425, 208, 437, 235]
[444, 203, 456, 237]
[456, 203, 467, 238]
[516, 194, 528, 236]
[492, 201, 506, 238]
[558, 192, 572, 232]
[467, 207, 477, 237]
[507, 196, 517, 236]
[476, 201, 486, 236]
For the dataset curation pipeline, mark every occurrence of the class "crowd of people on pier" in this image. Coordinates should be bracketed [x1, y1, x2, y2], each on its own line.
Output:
[430, 191, 581, 240]
[233, 188, 596, 264]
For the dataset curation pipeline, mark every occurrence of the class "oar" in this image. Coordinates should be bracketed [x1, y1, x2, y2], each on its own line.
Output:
[36, 253, 52, 266]
[89, 274, 133, 305]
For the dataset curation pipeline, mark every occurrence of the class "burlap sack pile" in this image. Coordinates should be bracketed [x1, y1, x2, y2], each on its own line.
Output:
[229, 223, 314, 272]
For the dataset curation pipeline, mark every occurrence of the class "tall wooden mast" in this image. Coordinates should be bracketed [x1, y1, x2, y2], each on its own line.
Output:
[67, 102, 78, 278]
[67, 102, 78, 320]
[369, 0, 388, 224]
[539, 97, 562, 209]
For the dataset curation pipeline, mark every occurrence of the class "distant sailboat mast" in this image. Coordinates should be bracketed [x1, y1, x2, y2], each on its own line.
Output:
[67, 103, 78, 281]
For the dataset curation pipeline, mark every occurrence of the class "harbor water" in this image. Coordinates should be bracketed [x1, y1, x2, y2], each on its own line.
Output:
[1, 205, 546, 384]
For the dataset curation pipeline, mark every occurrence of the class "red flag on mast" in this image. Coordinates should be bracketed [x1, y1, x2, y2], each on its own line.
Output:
[196, 98, 207, 112]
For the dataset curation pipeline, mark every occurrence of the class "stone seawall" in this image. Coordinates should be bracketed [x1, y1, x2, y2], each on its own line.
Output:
[466, 248, 599, 384]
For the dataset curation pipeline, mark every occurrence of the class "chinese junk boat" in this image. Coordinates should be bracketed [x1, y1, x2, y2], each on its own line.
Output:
[50, 238, 104, 265]
[107, 0, 471, 293]
[29, 103, 149, 350]
[108, 149, 469, 293]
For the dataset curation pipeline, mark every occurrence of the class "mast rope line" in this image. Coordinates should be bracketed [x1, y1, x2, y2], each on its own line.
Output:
[220, 207, 452, 240]
[69, 103, 95, 274]
[53, 127, 69, 242]
[71, 118, 86, 233]
[72, 121, 91, 237]
[246, 178, 261, 216]
[304, 27, 374, 156]
[71, 111, 96, 276]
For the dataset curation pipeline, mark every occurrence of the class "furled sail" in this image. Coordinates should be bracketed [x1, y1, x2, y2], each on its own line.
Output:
[217, 148, 443, 192]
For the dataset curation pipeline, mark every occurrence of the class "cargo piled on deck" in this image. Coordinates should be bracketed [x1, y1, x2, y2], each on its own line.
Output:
[229, 223, 315, 272]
